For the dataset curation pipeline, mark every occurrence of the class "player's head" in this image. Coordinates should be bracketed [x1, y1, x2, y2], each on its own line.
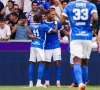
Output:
[33, 14, 42, 23]
[46, 10, 55, 21]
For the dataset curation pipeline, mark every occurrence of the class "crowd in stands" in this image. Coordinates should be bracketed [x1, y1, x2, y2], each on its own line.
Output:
[0, 0, 100, 41]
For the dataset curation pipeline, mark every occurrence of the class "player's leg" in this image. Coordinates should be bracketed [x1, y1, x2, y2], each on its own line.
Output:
[44, 50, 52, 87]
[53, 48, 61, 87]
[29, 47, 36, 87]
[81, 40, 92, 86]
[70, 40, 85, 90]
[35, 48, 45, 87]
[69, 54, 78, 87]
[81, 59, 88, 85]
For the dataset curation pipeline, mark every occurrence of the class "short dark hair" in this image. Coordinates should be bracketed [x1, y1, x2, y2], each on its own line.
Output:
[33, 14, 42, 23]
[32, 1, 38, 6]
[10, 12, 18, 17]
[8, 0, 14, 6]
[40, 11, 46, 15]
[0, 17, 5, 22]
[46, 10, 54, 15]
[14, 4, 19, 7]
[20, 14, 26, 19]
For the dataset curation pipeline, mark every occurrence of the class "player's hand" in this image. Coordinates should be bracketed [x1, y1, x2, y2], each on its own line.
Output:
[29, 34, 36, 40]
[98, 45, 100, 53]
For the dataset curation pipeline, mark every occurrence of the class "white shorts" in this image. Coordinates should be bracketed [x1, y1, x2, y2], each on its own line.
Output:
[45, 48, 61, 62]
[29, 47, 45, 62]
[70, 40, 92, 59]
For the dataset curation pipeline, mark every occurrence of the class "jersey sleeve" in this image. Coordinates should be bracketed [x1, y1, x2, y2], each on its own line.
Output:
[44, 24, 52, 33]
[90, 3, 97, 15]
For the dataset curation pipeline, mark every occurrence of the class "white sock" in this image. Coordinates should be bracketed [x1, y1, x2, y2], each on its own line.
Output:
[45, 80, 49, 85]
[79, 83, 83, 86]
[57, 80, 60, 84]
[37, 79, 41, 84]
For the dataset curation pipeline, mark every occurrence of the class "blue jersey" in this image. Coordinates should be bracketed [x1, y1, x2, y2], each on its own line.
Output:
[30, 23, 51, 49]
[62, 0, 97, 41]
[42, 20, 62, 49]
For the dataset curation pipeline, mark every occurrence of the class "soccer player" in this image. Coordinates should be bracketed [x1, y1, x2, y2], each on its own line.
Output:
[60, 0, 98, 90]
[42, 10, 69, 87]
[27, 13, 58, 87]
[98, 26, 100, 53]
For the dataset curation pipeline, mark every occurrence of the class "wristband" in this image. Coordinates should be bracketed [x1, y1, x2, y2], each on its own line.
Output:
[55, 21, 57, 24]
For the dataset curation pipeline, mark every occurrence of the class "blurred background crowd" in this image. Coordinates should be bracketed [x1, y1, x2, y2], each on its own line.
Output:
[0, 0, 100, 43]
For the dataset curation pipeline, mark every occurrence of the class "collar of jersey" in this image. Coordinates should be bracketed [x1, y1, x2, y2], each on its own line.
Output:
[45, 20, 53, 23]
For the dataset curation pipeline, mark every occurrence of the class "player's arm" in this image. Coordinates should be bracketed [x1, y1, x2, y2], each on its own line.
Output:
[91, 12, 98, 30]
[50, 21, 58, 33]
[61, 27, 69, 37]
[60, 15, 69, 25]
[25, 23, 36, 40]
[98, 29, 100, 53]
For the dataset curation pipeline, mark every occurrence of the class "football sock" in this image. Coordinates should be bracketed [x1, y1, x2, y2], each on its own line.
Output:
[74, 63, 83, 85]
[29, 64, 34, 81]
[71, 67, 77, 84]
[38, 64, 45, 80]
[55, 66, 61, 83]
[82, 66, 88, 84]
[44, 67, 50, 81]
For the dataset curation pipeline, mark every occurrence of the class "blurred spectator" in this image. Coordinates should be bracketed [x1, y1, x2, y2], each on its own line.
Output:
[38, 0, 51, 10]
[0, 17, 11, 41]
[51, 0, 63, 15]
[6, 4, 23, 21]
[23, 0, 32, 13]
[0, 1, 4, 15]
[26, 1, 39, 25]
[1, 0, 14, 17]
[62, 1, 67, 9]
[12, 0, 22, 8]
[8, 12, 19, 39]
[12, 15, 29, 40]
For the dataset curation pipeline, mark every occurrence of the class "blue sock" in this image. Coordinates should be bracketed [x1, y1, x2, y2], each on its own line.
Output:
[29, 64, 34, 81]
[82, 67, 88, 84]
[71, 67, 77, 83]
[74, 63, 82, 85]
[55, 66, 61, 81]
[44, 67, 50, 80]
[38, 64, 45, 80]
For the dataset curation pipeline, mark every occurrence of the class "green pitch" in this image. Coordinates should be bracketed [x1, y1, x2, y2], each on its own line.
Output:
[0, 86, 99, 90]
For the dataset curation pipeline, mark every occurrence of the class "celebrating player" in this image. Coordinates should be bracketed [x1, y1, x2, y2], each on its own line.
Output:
[27, 13, 58, 87]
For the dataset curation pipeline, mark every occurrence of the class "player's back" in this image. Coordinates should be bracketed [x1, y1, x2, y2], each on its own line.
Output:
[63, 0, 97, 41]
[30, 23, 49, 49]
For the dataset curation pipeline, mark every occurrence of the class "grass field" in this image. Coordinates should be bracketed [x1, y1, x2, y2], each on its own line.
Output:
[0, 86, 99, 90]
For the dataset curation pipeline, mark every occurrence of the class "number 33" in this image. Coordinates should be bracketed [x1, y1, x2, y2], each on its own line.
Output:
[73, 8, 88, 20]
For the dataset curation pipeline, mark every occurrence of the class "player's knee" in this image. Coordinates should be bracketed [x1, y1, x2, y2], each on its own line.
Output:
[73, 56, 81, 64]
[81, 59, 88, 66]
[29, 61, 35, 64]
[45, 62, 50, 67]
[54, 60, 60, 67]
[70, 64, 74, 67]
